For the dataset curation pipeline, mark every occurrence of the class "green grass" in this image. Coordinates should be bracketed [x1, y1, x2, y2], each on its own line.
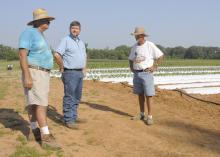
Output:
[1, 59, 220, 71]
[87, 59, 129, 68]
[87, 59, 220, 68]
[0, 129, 7, 137]
[162, 59, 220, 66]
[9, 146, 52, 157]
[9, 134, 62, 157]
[0, 60, 21, 78]
[16, 135, 27, 145]
[0, 80, 9, 99]
[10, 135, 55, 157]
[56, 150, 65, 157]
[0, 60, 20, 71]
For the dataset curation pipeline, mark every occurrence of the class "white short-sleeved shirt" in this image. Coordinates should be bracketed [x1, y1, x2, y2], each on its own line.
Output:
[128, 41, 163, 70]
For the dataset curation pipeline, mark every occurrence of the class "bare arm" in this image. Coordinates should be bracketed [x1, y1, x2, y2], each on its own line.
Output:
[129, 60, 134, 73]
[154, 55, 164, 67]
[149, 55, 164, 72]
[54, 52, 64, 73]
[19, 49, 32, 89]
[83, 57, 88, 77]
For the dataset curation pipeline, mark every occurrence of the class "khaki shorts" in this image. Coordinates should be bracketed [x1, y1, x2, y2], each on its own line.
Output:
[22, 68, 50, 106]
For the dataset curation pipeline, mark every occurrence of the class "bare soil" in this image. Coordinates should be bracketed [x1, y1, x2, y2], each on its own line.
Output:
[0, 77, 220, 157]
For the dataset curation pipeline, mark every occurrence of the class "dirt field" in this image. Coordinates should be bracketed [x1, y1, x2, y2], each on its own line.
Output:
[0, 77, 220, 157]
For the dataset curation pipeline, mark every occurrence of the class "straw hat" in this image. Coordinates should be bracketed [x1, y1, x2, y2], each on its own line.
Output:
[131, 27, 148, 36]
[27, 8, 55, 25]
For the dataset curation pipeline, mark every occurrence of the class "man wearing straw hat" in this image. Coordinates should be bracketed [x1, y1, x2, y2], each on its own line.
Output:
[19, 8, 61, 149]
[129, 27, 163, 125]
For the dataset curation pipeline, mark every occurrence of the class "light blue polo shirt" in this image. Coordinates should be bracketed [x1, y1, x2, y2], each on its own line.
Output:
[19, 28, 53, 69]
[56, 34, 87, 69]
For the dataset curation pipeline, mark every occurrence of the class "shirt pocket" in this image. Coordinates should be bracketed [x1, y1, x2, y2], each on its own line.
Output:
[66, 42, 78, 54]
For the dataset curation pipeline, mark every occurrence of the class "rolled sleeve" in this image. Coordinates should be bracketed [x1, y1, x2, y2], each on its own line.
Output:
[56, 38, 66, 56]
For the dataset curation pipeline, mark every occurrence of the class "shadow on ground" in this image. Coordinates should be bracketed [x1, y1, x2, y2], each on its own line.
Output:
[47, 105, 65, 126]
[0, 108, 29, 138]
[81, 101, 132, 117]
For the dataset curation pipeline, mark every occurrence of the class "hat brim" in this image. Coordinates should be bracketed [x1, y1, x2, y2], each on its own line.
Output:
[131, 33, 148, 36]
[27, 17, 55, 25]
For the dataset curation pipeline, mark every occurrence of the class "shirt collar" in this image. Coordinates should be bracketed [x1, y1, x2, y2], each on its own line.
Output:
[69, 34, 80, 42]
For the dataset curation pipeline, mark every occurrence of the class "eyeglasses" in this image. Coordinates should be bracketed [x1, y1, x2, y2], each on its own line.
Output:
[40, 19, 50, 25]
[44, 21, 50, 25]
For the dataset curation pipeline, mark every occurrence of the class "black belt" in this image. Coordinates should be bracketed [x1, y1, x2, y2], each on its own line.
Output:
[28, 65, 50, 72]
[134, 68, 150, 72]
[64, 68, 83, 71]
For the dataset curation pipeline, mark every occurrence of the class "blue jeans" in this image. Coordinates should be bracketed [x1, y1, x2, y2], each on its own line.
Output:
[62, 70, 83, 123]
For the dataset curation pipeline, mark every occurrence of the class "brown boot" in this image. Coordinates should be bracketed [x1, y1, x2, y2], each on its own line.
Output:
[41, 134, 61, 150]
[65, 122, 79, 130]
[28, 128, 41, 141]
[75, 118, 87, 124]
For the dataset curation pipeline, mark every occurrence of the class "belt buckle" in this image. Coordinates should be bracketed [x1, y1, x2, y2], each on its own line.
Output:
[144, 68, 149, 72]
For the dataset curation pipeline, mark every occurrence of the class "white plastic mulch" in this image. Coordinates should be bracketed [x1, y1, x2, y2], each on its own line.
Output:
[50, 69, 220, 95]
[98, 74, 220, 95]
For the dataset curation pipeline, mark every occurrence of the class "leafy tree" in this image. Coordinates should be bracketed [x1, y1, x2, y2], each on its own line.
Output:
[1, 44, 220, 60]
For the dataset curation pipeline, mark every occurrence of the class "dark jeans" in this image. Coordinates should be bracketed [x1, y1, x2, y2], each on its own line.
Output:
[62, 70, 83, 123]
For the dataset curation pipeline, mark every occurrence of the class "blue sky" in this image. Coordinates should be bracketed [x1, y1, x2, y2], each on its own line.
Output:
[0, 0, 220, 49]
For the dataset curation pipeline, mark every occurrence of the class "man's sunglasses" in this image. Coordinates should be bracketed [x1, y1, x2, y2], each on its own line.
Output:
[40, 19, 50, 25]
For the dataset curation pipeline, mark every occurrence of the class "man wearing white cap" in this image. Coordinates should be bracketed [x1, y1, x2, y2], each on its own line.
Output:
[129, 27, 163, 125]
[19, 8, 61, 149]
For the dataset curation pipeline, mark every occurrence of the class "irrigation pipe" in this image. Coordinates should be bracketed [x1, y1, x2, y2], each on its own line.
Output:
[173, 89, 220, 106]
[120, 82, 220, 106]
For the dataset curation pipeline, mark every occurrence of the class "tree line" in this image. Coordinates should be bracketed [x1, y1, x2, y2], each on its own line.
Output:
[0, 44, 220, 61]
[0, 44, 19, 60]
[87, 45, 220, 60]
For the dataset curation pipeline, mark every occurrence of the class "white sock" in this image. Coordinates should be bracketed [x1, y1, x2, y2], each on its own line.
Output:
[40, 126, 50, 135]
[30, 122, 38, 130]
[147, 115, 153, 119]
[140, 112, 145, 117]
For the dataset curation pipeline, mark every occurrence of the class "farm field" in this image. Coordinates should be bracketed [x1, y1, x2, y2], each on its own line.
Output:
[1, 59, 220, 95]
[1, 59, 220, 70]
[0, 73, 220, 157]
[0, 59, 220, 156]
[1, 0, 220, 156]
[87, 59, 220, 95]
[52, 59, 220, 95]
[87, 59, 220, 68]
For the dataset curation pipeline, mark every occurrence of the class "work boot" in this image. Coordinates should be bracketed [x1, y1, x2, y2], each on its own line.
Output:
[28, 128, 41, 141]
[75, 118, 87, 124]
[65, 122, 79, 130]
[41, 134, 61, 150]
